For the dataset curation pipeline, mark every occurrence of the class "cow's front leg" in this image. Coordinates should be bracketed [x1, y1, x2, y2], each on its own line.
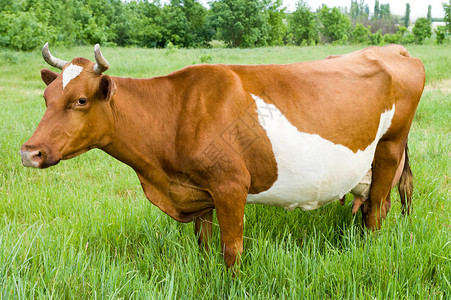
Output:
[194, 210, 213, 251]
[209, 181, 248, 269]
[216, 203, 245, 268]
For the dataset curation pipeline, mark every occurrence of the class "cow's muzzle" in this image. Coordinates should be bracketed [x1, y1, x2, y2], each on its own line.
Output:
[20, 149, 43, 168]
[20, 144, 60, 168]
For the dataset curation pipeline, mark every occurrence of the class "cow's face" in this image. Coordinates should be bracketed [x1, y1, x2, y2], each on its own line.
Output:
[20, 44, 115, 168]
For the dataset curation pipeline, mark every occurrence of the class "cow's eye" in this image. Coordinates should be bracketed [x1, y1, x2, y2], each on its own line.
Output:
[76, 98, 88, 106]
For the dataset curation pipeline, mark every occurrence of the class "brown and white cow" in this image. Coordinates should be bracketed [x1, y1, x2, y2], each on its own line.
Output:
[20, 43, 425, 267]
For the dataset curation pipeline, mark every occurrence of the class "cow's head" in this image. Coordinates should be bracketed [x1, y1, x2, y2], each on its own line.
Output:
[20, 43, 116, 168]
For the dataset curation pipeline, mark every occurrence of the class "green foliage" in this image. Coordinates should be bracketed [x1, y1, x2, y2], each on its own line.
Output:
[0, 0, 443, 50]
[413, 18, 432, 43]
[373, 0, 380, 19]
[209, 0, 270, 47]
[382, 32, 401, 44]
[351, 23, 370, 44]
[402, 33, 417, 44]
[287, 1, 318, 45]
[350, 0, 369, 22]
[160, 0, 213, 47]
[444, 1, 451, 33]
[403, 3, 411, 27]
[0, 0, 211, 50]
[131, 2, 164, 48]
[318, 5, 351, 43]
[380, 3, 391, 19]
[398, 26, 407, 37]
[265, 0, 287, 46]
[369, 29, 383, 45]
[199, 54, 213, 63]
[0, 11, 53, 51]
[435, 26, 448, 44]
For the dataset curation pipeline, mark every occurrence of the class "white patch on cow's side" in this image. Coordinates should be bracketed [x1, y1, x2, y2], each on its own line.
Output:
[62, 64, 83, 89]
[246, 94, 395, 211]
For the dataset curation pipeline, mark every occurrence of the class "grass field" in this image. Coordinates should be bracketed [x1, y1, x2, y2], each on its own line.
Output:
[0, 45, 450, 299]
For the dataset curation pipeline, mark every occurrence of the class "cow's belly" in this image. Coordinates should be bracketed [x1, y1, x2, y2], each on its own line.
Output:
[246, 94, 395, 211]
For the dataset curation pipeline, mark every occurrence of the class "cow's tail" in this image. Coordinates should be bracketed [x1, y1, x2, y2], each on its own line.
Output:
[398, 144, 413, 215]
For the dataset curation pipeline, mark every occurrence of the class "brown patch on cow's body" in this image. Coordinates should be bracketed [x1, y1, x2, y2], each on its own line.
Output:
[21, 44, 425, 267]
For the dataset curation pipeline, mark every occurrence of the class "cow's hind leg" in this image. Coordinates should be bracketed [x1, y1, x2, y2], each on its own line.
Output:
[194, 210, 213, 251]
[362, 140, 404, 229]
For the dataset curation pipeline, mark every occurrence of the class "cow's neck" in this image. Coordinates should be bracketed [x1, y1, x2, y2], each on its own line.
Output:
[101, 76, 175, 181]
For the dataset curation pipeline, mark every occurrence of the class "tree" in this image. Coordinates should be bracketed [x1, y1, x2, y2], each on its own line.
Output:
[350, 0, 369, 22]
[159, 0, 213, 47]
[265, 0, 287, 46]
[398, 25, 407, 37]
[132, 2, 164, 48]
[350, 0, 359, 21]
[412, 17, 431, 43]
[427, 5, 432, 21]
[0, 11, 52, 51]
[364, 3, 370, 15]
[369, 29, 382, 45]
[287, 0, 318, 45]
[318, 5, 351, 43]
[209, 0, 270, 48]
[403, 3, 411, 27]
[110, 1, 138, 47]
[373, 0, 379, 19]
[435, 26, 447, 44]
[352, 23, 370, 43]
[380, 3, 390, 19]
[444, 1, 451, 33]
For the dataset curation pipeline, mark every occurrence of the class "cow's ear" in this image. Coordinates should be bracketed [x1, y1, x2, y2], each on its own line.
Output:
[99, 75, 116, 102]
[41, 69, 59, 86]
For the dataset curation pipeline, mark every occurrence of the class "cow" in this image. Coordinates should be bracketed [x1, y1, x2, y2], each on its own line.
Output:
[20, 43, 425, 268]
[341, 145, 413, 216]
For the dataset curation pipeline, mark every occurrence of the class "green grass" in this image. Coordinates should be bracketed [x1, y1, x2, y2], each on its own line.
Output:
[0, 45, 450, 299]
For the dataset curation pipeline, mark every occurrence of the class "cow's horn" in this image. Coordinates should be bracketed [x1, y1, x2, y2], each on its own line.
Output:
[93, 44, 109, 74]
[42, 43, 68, 70]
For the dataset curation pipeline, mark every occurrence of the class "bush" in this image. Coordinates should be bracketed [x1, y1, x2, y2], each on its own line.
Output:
[369, 30, 382, 45]
[0, 12, 54, 51]
[352, 23, 370, 44]
[435, 26, 447, 44]
[402, 33, 416, 44]
[412, 18, 431, 44]
[382, 33, 401, 44]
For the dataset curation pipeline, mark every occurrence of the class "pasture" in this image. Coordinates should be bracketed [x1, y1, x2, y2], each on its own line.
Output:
[0, 45, 450, 298]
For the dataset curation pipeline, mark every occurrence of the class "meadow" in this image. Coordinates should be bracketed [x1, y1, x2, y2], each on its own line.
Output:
[0, 45, 450, 299]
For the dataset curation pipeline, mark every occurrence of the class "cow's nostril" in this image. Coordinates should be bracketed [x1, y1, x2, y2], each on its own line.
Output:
[31, 150, 42, 162]
[20, 148, 45, 168]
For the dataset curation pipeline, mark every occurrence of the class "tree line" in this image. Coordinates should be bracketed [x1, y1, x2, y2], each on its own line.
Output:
[0, 0, 450, 51]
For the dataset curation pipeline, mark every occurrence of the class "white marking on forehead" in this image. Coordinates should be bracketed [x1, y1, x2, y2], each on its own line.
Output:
[247, 94, 395, 211]
[62, 64, 83, 89]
